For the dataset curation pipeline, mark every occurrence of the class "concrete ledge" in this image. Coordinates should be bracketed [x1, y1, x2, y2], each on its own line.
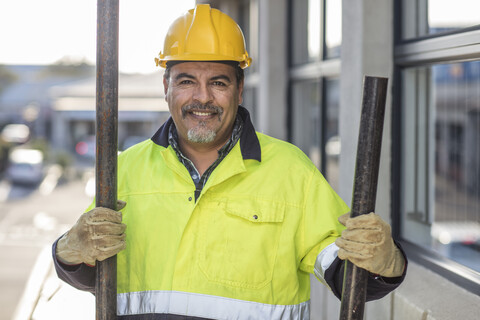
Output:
[394, 262, 480, 320]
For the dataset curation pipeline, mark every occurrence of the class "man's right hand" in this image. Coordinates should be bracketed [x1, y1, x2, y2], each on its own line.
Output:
[56, 200, 127, 266]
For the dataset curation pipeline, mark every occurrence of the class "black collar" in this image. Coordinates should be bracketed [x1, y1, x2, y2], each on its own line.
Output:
[151, 106, 261, 162]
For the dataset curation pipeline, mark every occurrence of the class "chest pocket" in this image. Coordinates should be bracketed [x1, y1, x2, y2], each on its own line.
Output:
[199, 199, 285, 289]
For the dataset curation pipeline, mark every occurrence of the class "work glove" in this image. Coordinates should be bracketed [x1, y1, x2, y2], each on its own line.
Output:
[56, 200, 127, 266]
[335, 212, 405, 278]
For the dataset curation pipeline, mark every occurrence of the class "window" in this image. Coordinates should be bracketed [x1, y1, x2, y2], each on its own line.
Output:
[291, 79, 322, 167]
[400, 62, 480, 272]
[395, 0, 480, 292]
[238, 0, 259, 74]
[242, 87, 257, 124]
[237, 0, 259, 126]
[291, 0, 342, 64]
[402, 0, 480, 40]
[324, 0, 341, 59]
[324, 78, 340, 190]
[288, 0, 342, 187]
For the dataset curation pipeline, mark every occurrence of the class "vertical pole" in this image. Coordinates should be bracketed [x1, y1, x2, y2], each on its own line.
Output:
[339, 76, 388, 320]
[95, 0, 119, 319]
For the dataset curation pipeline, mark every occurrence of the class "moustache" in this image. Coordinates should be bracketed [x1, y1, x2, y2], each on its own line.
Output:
[181, 103, 223, 118]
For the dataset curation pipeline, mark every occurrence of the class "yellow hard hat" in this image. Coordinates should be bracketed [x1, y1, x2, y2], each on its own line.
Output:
[155, 4, 252, 69]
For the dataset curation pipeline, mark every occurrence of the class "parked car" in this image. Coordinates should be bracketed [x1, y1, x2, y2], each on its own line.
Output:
[6, 148, 44, 185]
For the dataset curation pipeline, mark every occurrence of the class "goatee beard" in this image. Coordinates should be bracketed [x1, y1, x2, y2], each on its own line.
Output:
[182, 103, 223, 143]
[187, 123, 216, 143]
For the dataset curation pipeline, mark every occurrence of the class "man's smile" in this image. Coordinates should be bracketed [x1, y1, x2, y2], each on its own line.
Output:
[182, 104, 223, 121]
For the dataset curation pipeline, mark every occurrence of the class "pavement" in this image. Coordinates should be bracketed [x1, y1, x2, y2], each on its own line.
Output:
[9, 165, 97, 319]
[12, 245, 95, 319]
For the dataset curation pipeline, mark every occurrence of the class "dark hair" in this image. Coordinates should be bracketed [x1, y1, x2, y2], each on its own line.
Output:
[164, 61, 244, 88]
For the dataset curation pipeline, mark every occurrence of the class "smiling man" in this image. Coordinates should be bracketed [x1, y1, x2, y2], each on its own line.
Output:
[164, 61, 243, 176]
[52, 4, 407, 319]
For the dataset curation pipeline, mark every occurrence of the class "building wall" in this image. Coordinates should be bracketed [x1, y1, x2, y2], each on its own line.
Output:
[197, 0, 480, 318]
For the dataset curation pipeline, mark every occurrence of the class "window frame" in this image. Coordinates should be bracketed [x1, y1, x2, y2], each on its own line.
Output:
[393, 0, 480, 295]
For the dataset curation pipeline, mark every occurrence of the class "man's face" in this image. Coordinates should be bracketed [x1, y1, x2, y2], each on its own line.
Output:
[163, 62, 243, 150]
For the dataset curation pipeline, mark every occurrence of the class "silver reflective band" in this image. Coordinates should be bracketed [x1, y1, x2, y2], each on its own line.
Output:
[314, 242, 339, 288]
[117, 290, 310, 319]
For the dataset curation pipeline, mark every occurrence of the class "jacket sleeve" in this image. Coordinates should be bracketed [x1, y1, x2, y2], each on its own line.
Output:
[323, 241, 408, 301]
[52, 236, 96, 294]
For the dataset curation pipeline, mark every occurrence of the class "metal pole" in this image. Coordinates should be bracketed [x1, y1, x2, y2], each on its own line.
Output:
[339, 76, 388, 320]
[95, 0, 119, 318]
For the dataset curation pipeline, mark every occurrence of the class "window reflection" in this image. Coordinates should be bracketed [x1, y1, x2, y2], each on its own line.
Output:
[292, 0, 321, 65]
[402, 0, 480, 39]
[292, 80, 322, 167]
[428, 0, 480, 34]
[401, 61, 480, 272]
[291, 79, 340, 190]
[324, 79, 340, 190]
[325, 0, 342, 59]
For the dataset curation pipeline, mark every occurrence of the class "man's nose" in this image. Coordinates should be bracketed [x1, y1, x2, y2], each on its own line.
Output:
[193, 83, 214, 104]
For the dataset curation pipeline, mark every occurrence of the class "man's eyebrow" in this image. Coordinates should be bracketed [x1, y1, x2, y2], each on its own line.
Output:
[174, 73, 195, 81]
[211, 75, 232, 83]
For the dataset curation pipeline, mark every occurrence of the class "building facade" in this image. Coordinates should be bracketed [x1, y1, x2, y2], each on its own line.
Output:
[197, 0, 480, 319]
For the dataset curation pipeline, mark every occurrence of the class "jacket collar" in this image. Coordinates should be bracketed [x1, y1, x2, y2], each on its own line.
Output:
[151, 106, 261, 162]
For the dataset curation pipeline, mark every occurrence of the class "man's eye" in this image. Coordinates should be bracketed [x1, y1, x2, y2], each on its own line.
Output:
[179, 80, 193, 85]
[212, 81, 226, 86]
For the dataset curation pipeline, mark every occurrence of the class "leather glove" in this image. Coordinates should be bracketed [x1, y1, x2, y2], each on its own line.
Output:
[335, 212, 405, 278]
[56, 200, 127, 266]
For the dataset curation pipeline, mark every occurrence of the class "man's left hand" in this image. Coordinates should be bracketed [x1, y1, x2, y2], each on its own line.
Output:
[335, 212, 405, 278]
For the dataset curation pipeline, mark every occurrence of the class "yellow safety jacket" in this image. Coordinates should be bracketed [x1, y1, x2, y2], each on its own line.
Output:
[57, 107, 358, 319]
[102, 107, 350, 319]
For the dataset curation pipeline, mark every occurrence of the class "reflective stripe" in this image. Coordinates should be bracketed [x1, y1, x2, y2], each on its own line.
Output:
[117, 291, 310, 320]
[314, 242, 339, 288]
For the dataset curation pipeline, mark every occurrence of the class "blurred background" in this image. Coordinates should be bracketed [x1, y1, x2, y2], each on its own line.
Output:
[0, 1, 194, 318]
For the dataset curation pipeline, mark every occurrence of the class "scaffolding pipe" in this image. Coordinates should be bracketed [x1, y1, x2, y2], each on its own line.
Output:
[339, 76, 388, 320]
[95, 0, 119, 318]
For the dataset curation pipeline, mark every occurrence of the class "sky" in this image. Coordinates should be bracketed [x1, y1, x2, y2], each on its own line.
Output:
[0, 0, 195, 74]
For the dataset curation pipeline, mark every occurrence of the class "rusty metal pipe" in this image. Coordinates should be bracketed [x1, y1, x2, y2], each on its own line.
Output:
[339, 76, 388, 320]
[95, 0, 119, 318]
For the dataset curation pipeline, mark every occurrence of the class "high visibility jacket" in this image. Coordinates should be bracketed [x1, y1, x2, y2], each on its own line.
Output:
[108, 107, 349, 319]
[53, 107, 404, 319]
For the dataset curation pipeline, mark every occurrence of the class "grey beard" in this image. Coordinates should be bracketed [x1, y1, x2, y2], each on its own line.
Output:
[187, 123, 216, 143]
[182, 103, 222, 143]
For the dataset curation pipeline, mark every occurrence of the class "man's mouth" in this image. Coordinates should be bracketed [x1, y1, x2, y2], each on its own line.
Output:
[182, 104, 223, 120]
[191, 111, 215, 117]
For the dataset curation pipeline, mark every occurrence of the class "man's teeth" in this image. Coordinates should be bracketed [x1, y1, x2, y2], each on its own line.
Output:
[192, 111, 212, 116]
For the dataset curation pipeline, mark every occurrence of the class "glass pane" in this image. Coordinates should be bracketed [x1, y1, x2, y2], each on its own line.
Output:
[238, 0, 258, 73]
[291, 80, 322, 168]
[324, 78, 340, 190]
[401, 61, 480, 272]
[325, 0, 342, 59]
[242, 87, 257, 126]
[291, 0, 322, 65]
[402, 0, 480, 39]
[428, 0, 480, 35]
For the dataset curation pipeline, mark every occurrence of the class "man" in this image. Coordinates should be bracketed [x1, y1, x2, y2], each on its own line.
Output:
[53, 4, 406, 319]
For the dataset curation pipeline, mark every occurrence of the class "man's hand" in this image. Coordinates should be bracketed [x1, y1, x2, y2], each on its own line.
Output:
[56, 200, 127, 266]
[335, 212, 405, 278]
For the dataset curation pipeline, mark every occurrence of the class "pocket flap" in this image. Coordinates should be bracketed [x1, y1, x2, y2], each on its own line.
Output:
[225, 199, 285, 223]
